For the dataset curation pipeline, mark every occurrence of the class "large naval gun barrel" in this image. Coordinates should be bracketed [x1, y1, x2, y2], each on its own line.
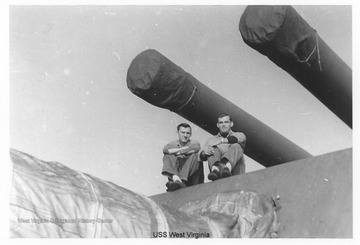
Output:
[239, 6, 352, 128]
[127, 49, 311, 167]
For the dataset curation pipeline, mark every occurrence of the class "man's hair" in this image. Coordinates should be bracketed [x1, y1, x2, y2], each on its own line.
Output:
[177, 123, 192, 132]
[217, 113, 232, 122]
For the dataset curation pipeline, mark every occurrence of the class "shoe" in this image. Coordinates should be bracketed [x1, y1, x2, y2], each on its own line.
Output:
[166, 181, 171, 189]
[221, 167, 232, 178]
[167, 180, 186, 192]
[208, 169, 221, 181]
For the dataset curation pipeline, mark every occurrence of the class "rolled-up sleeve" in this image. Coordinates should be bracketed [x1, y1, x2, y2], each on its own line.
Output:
[188, 140, 201, 153]
[163, 142, 175, 154]
[233, 132, 246, 150]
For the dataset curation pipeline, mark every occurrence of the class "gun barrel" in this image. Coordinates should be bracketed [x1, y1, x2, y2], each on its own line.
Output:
[127, 49, 311, 167]
[239, 6, 352, 128]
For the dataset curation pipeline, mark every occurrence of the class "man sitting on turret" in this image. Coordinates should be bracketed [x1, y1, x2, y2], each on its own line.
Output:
[199, 113, 246, 181]
[162, 123, 204, 192]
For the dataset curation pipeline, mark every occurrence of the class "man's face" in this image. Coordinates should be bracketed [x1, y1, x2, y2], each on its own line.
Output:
[177, 126, 192, 144]
[217, 116, 233, 134]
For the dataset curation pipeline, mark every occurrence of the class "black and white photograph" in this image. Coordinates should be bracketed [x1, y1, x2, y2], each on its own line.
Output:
[6, 0, 356, 239]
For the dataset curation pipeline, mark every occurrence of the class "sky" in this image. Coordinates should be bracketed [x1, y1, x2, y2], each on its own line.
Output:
[8, 4, 353, 196]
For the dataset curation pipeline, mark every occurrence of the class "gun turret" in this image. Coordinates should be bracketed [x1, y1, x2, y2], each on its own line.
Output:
[127, 49, 311, 167]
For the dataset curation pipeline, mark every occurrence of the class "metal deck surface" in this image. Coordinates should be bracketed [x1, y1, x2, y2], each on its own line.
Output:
[151, 148, 352, 238]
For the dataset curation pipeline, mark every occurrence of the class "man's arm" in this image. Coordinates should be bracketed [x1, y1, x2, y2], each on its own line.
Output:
[216, 132, 246, 149]
[174, 141, 201, 156]
[163, 141, 177, 155]
[163, 140, 200, 156]
[163, 143, 188, 155]
[231, 132, 246, 149]
[166, 146, 189, 155]
[215, 133, 246, 148]
[184, 141, 200, 155]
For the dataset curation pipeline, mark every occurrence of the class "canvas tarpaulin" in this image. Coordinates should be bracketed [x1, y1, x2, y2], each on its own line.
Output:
[10, 149, 169, 238]
[178, 191, 279, 238]
[10, 149, 278, 238]
[126, 49, 197, 112]
[239, 5, 318, 66]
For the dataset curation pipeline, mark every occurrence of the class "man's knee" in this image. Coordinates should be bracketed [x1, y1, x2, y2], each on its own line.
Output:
[187, 152, 199, 159]
[163, 154, 173, 161]
[163, 154, 179, 162]
[227, 144, 243, 158]
[185, 153, 200, 166]
[229, 143, 242, 151]
[213, 146, 222, 154]
[162, 155, 178, 169]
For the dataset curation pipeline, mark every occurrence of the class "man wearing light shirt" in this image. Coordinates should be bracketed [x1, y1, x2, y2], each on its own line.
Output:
[199, 113, 246, 181]
[162, 123, 204, 192]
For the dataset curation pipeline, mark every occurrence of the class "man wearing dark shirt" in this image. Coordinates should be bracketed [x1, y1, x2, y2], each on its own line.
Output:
[162, 123, 204, 192]
[199, 113, 246, 181]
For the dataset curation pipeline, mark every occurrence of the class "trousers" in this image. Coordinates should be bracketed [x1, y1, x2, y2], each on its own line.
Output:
[162, 153, 204, 186]
[207, 143, 245, 175]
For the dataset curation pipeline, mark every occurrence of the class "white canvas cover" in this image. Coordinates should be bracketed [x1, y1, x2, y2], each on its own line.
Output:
[10, 149, 278, 238]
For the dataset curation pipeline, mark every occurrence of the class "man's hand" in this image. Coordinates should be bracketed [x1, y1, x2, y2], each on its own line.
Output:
[175, 153, 187, 159]
[200, 146, 214, 161]
[174, 146, 189, 158]
[203, 146, 215, 156]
